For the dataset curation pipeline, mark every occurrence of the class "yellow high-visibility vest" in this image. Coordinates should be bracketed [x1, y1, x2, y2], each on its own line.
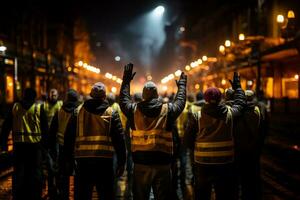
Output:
[44, 100, 63, 126]
[194, 107, 234, 164]
[131, 103, 173, 154]
[75, 106, 114, 158]
[189, 104, 202, 114]
[57, 109, 72, 145]
[12, 102, 42, 143]
[111, 102, 127, 129]
[176, 102, 191, 138]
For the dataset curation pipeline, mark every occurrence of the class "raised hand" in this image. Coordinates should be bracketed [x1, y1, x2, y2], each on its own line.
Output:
[175, 72, 187, 87]
[123, 63, 136, 83]
[229, 72, 241, 90]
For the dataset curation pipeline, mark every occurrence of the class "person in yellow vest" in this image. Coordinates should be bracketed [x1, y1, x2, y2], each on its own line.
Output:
[173, 93, 194, 199]
[233, 90, 262, 200]
[184, 72, 245, 200]
[70, 82, 126, 200]
[0, 88, 48, 200]
[184, 91, 206, 198]
[48, 89, 81, 200]
[42, 88, 63, 199]
[119, 63, 187, 200]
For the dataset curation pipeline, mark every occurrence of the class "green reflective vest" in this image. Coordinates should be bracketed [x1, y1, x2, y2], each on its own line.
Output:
[194, 107, 234, 164]
[12, 102, 42, 143]
[75, 106, 114, 158]
[44, 100, 63, 126]
[131, 103, 173, 154]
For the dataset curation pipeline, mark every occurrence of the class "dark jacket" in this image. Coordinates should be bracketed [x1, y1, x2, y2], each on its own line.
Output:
[48, 101, 80, 158]
[184, 88, 246, 151]
[0, 100, 48, 151]
[119, 79, 186, 165]
[234, 101, 261, 159]
[67, 99, 126, 167]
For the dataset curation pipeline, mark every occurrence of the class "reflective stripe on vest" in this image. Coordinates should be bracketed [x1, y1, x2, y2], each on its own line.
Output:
[57, 109, 72, 145]
[44, 100, 63, 126]
[75, 106, 114, 158]
[194, 107, 234, 164]
[12, 103, 42, 143]
[254, 106, 261, 126]
[131, 103, 173, 154]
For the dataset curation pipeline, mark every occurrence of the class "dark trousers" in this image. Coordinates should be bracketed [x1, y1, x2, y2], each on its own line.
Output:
[74, 158, 114, 200]
[172, 146, 187, 200]
[237, 155, 262, 200]
[13, 143, 43, 200]
[194, 163, 238, 200]
[133, 163, 172, 200]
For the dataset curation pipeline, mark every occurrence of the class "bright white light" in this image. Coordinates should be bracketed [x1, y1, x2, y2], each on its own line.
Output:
[115, 56, 121, 61]
[180, 27, 185, 32]
[154, 6, 165, 17]
[162, 85, 168, 91]
[116, 78, 123, 84]
[225, 40, 231, 47]
[247, 80, 253, 86]
[105, 73, 113, 79]
[111, 87, 117, 93]
[175, 70, 182, 77]
[221, 79, 226, 85]
[294, 74, 299, 80]
[185, 65, 191, 71]
[202, 56, 208, 61]
[0, 46, 7, 52]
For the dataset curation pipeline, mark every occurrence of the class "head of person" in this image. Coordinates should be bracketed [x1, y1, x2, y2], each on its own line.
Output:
[133, 92, 142, 103]
[196, 91, 204, 101]
[106, 93, 116, 106]
[23, 88, 37, 103]
[187, 94, 195, 103]
[49, 89, 58, 103]
[224, 88, 234, 101]
[204, 87, 222, 105]
[90, 82, 106, 101]
[64, 89, 79, 103]
[142, 81, 158, 101]
[245, 90, 255, 102]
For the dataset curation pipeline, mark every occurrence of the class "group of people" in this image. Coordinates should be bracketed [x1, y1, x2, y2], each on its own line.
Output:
[0, 63, 267, 200]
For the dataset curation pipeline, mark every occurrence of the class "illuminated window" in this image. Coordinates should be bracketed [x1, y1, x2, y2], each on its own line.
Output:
[6, 75, 14, 103]
[282, 77, 298, 98]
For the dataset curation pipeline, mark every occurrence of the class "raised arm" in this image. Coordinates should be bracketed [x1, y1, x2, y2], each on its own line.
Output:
[119, 63, 136, 118]
[168, 72, 187, 120]
[229, 72, 246, 117]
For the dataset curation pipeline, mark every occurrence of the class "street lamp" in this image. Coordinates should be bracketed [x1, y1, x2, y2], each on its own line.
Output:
[277, 14, 284, 23]
[219, 45, 225, 54]
[239, 33, 245, 41]
[0, 45, 7, 52]
[225, 40, 231, 47]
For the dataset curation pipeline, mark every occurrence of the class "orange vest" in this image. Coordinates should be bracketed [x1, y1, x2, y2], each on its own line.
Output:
[131, 103, 173, 154]
[194, 107, 234, 164]
[75, 106, 114, 158]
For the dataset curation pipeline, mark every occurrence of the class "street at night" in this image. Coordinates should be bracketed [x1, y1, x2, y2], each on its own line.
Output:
[0, 0, 300, 200]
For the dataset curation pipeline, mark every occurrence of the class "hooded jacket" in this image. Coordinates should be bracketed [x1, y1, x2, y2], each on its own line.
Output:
[233, 100, 261, 159]
[120, 78, 186, 165]
[66, 99, 126, 167]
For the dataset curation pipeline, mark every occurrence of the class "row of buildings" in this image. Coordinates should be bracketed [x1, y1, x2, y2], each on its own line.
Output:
[0, 4, 119, 113]
[161, 0, 300, 112]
